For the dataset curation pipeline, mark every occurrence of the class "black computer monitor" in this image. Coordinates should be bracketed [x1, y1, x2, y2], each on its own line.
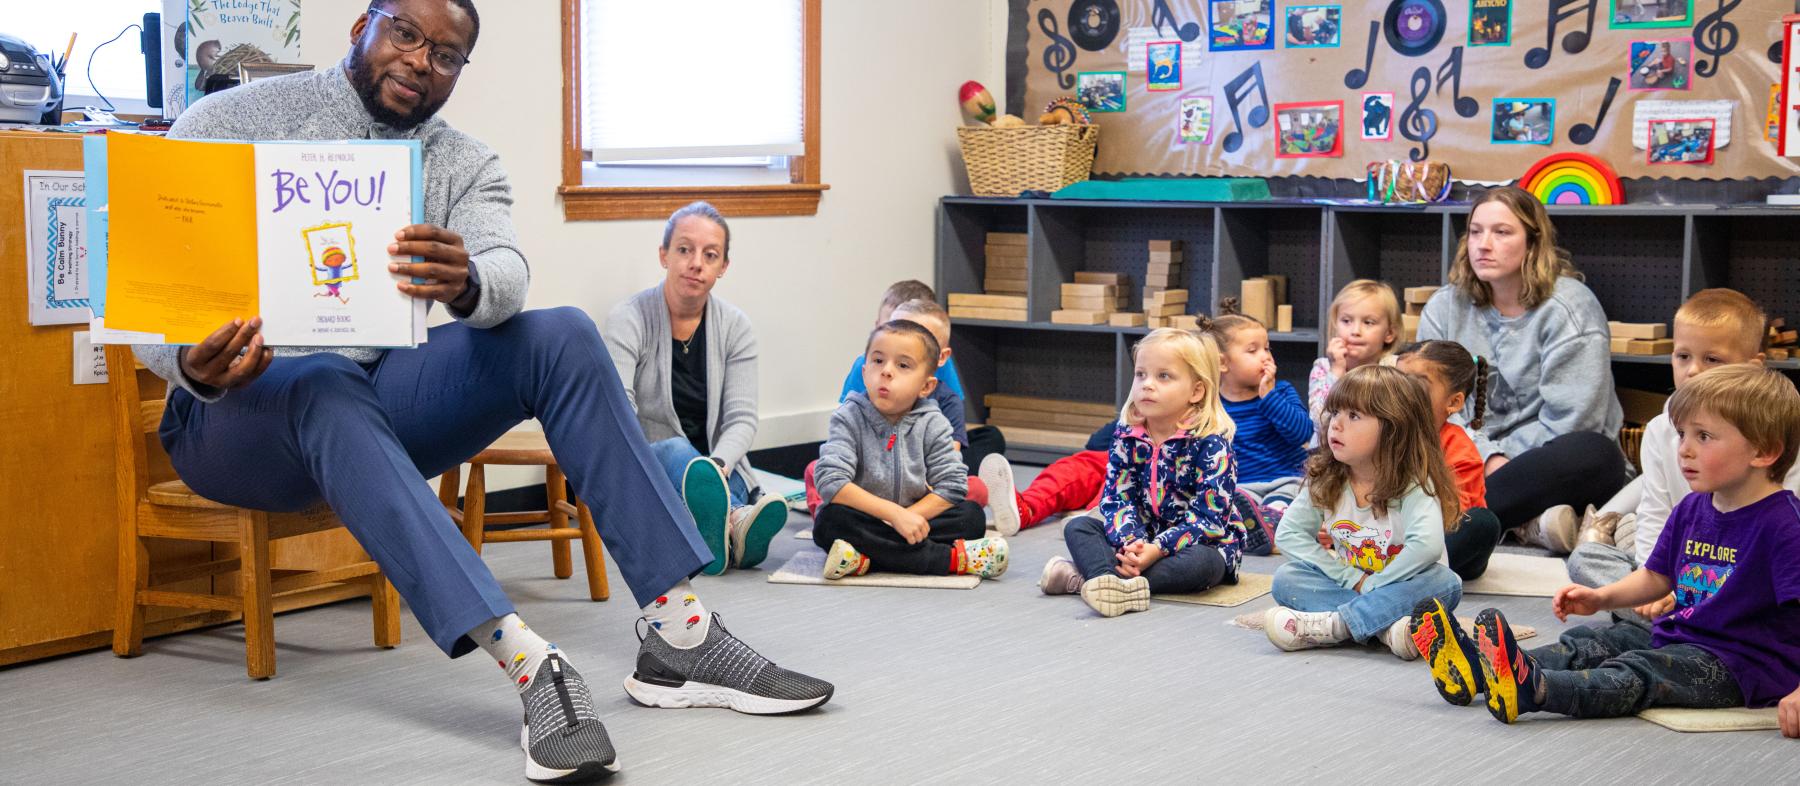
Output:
[140, 12, 162, 109]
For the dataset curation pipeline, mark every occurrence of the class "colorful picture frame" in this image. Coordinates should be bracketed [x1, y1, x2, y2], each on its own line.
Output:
[1147, 41, 1182, 91]
[1648, 117, 1715, 164]
[1469, 0, 1510, 46]
[1076, 71, 1127, 112]
[1180, 96, 1215, 143]
[303, 221, 360, 286]
[1284, 5, 1342, 47]
[1491, 97, 1556, 144]
[1628, 39, 1693, 91]
[1209, 0, 1275, 52]
[1360, 92, 1395, 140]
[1272, 100, 1344, 157]
[1609, 0, 1692, 29]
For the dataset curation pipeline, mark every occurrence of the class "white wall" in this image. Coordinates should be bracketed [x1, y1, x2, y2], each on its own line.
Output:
[295, 0, 1007, 490]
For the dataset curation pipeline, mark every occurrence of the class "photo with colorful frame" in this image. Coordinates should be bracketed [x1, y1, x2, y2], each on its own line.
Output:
[1627, 38, 1692, 91]
[1077, 71, 1128, 112]
[1491, 97, 1556, 144]
[1284, 5, 1342, 48]
[1147, 41, 1182, 91]
[1180, 96, 1215, 143]
[1647, 116, 1715, 164]
[1209, 0, 1275, 52]
[1360, 92, 1395, 140]
[1608, 0, 1691, 29]
[1272, 100, 1344, 157]
[1469, 0, 1510, 46]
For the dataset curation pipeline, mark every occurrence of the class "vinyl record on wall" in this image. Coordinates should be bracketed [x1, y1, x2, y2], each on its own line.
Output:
[1383, 0, 1446, 57]
[1068, 0, 1121, 52]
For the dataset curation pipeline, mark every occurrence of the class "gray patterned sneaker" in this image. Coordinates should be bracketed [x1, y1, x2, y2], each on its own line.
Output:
[522, 655, 618, 782]
[623, 614, 834, 715]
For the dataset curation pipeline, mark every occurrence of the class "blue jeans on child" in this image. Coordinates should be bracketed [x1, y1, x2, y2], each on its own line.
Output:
[159, 307, 713, 657]
[1532, 621, 1742, 717]
[1271, 559, 1463, 641]
[1063, 515, 1228, 594]
[649, 437, 749, 509]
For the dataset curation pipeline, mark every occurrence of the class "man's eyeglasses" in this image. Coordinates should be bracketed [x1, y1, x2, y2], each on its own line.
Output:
[368, 8, 470, 77]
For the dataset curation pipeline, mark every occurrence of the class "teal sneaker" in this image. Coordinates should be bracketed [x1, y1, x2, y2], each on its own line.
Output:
[681, 457, 731, 575]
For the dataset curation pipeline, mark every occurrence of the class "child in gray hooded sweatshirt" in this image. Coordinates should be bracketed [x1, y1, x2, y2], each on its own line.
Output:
[813, 320, 1010, 579]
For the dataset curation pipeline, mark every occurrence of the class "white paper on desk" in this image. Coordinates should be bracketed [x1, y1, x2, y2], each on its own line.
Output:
[22, 170, 90, 326]
[1631, 100, 1735, 150]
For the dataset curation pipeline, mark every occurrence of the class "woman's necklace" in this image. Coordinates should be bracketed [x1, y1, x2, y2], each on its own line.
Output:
[680, 332, 697, 355]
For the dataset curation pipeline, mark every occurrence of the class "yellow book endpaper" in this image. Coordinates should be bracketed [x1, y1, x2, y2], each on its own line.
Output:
[106, 134, 258, 344]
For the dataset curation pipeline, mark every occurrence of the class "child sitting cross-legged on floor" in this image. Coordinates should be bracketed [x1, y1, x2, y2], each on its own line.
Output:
[1409, 364, 1800, 734]
[1266, 364, 1464, 659]
[1040, 328, 1245, 617]
[812, 320, 1009, 580]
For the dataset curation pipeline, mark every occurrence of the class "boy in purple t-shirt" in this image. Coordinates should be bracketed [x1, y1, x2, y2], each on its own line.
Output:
[1407, 364, 1800, 735]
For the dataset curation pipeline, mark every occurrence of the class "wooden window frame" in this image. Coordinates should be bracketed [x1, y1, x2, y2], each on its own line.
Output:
[559, 0, 826, 220]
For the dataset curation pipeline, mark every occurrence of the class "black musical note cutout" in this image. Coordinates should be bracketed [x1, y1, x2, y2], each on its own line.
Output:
[1772, 41, 1784, 64]
[1151, 0, 1202, 43]
[1691, 0, 1741, 79]
[1344, 21, 1380, 89]
[1398, 67, 1437, 161]
[1524, 0, 1595, 69]
[1568, 77, 1621, 145]
[1220, 63, 1271, 154]
[1039, 9, 1077, 90]
[1434, 46, 1479, 118]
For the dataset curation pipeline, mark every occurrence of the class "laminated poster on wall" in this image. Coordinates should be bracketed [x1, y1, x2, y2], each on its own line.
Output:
[21, 170, 89, 326]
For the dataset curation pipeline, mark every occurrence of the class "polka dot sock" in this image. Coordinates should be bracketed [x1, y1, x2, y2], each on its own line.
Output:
[472, 613, 559, 693]
[641, 580, 710, 649]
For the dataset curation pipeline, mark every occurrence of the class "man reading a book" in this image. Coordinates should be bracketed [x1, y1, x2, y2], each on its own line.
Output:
[132, 2, 833, 781]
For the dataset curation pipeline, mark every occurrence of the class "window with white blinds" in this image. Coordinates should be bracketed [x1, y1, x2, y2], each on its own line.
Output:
[578, 0, 805, 162]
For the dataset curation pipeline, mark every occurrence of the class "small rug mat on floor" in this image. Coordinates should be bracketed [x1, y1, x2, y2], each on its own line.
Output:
[1153, 573, 1273, 607]
[766, 548, 982, 589]
[1639, 707, 1781, 733]
[1227, 609, 1537, 640]
[1463, 553, 1570, 597]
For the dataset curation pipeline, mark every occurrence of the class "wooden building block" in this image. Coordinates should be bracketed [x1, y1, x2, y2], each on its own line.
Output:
[1148, 250, 1183, 265]
[947, 306, 1029, 322]
[1608, 322, 1668, 340]
[1609, 336, 1635, 354]
[947, 293, 1027, 309]
[983, 283, 1028, 295]
[1147, 303, 1186, 317]
[1146, 288, 1189, 306]
[1276, 305, 1294, 333]
[1051, 309, 1109, 325]
[1147, 316, 1171, 328]
[1625, 338, 1673, 355]
[1147, 239, 1183, 252]
[976, 423, 1095, 451]
[1405, 301, 1425, 317]
[1401, 313, 1421, 343]
[1240, 278, 1275, 326]
[1074, 271, 1128, 286]
[986, 232, 1027, 246]
[1616, 387, 1672, 426]
[1771, 348, 1791, 360]
[1258, 274, 1288, 305]
[1110, 312, 1147, 327]
[1060, 294, 1124, 312]
[1170, 315, 1201, 331]
[1060, 283, 1119, 298]
[1404, 286, 1440, 305]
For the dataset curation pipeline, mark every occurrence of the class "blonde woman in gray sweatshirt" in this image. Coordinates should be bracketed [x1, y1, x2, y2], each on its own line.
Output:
[1418, 186, 1628, 580]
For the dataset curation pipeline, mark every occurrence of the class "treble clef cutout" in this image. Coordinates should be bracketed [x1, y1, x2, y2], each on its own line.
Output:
[1435, 46, 1478, 118]
[1039, 9, 1078, 89]
[1151, 0, 1202, 42]
[1524, 0, 1595, 69]
[1220, 62, 1271, 154]
[1568, 77, 1621, 145]
[1398, 66, 1437, 161]
[1691, 0, 1741, 79]
[1344, 21, 1380, 89]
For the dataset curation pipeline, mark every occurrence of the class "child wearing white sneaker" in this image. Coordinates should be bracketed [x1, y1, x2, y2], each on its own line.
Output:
[813, 320, 1008, 580]
[1266, 365, 1464, 659]
[1042, 328, 1245, 617]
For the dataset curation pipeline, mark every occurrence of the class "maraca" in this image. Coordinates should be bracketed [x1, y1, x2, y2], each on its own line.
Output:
[959, 80, 997, 125]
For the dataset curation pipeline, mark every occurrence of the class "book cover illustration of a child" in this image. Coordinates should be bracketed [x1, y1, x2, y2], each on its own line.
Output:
[304, 221, 358, 304]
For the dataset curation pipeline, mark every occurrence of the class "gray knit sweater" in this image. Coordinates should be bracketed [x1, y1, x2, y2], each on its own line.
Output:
[137, 64, 528, 401]
[814, 393, 967, 508]
[603, 284, 760, 481]
[1417, 276, 1623, 460]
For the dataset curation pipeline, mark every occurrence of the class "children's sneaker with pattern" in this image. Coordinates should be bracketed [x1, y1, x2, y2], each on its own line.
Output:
[521, 655, 618, 782]
[1472, 608, 1543, 724]
[822, 539, 869, 580]
[979, 454, 1022, 536]
[1079, 574, 1150, 617]
[1038, 556, 1082, 595]
[727, 495, 789, 570]
[623, 614, 834, 715]
[1410, 597, 1486, 706]
[959, 537, 1009, 578]
[1263, 607, 1348, 651]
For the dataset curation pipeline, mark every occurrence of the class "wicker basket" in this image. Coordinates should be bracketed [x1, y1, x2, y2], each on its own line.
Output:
[956, 124, 1099, 197]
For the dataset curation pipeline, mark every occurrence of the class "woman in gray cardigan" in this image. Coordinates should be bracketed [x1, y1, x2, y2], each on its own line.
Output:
[1418, 186, 1628, 579]
[603, 203, 787, 575]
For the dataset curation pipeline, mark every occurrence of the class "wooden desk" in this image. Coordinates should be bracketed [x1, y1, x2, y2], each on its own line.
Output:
[0, 132, 372, 668]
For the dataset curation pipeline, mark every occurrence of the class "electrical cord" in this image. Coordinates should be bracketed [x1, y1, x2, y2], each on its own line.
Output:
[85, 22, 142, 113]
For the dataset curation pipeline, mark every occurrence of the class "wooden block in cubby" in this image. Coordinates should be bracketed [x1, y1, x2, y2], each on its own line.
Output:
[1240, 278, 1275, 326]
[1061, 283, 1119, 299]
[1169, 315, 1201, 331]
[1110, 312, 1146, 327]
[1147, 316, 1171, 328]
[1148, 250, 1183, 266]
[1062, 294, 1127, 311]
[1146, 302, 1186, 317]
[1147, 239, 1182, 252]
[949, 306, 1028, 322]
[1404, 286, 1439, 305]
[983, 394, 1119, 418]
[1608, 321, 1667, 340]
[1622, 338, 1673, 355]
[1609, 336, 1634, 354]
[987, 231, 1027, 246]
[948, 293, 1026, 309]
[1259, 274, 1287, 307]
[1276, 305, 1293, 333]
[1051, 309, 1109, 325]
[985, 252, 1026, 270]
[1145, 288, 1187, 307]
[1401, 313, 1421, 344]
[985, 407, 1115, 431]
[1075, 272, 1129, 286]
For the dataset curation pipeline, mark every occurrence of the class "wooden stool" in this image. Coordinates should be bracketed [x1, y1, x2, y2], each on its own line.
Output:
[439, 432, 609, 601]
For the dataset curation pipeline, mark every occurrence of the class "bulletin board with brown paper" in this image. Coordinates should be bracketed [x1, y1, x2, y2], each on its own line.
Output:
[1011, 0, 1799, 183]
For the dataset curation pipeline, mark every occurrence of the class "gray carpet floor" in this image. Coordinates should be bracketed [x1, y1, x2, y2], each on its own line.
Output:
[3, 465, 1792, 784]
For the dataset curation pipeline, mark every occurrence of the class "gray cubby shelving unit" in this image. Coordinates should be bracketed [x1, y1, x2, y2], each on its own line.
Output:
[939, 197, 1800, 462]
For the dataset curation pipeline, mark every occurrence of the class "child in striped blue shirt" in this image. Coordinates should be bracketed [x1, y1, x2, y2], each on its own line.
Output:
[1205, 299, 1313, 519]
